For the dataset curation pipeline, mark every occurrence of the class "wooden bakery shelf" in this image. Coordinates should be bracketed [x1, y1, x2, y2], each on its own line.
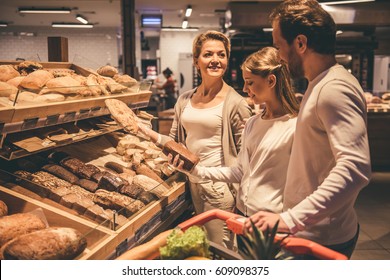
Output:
[0, 90, 152, 134]
[0, 174, 187, 260]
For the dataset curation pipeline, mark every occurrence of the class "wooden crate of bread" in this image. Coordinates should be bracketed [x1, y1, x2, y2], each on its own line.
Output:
[0, 186, 113, 259]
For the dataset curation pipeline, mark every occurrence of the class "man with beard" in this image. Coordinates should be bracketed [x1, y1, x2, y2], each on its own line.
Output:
[245, 0, 371, 259]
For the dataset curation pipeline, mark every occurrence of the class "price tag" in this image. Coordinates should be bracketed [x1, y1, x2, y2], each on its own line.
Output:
[45, 114, 60, 126]
[79, 108, 90, 119]
[21, 117, 39, 130]
[63, 111, 76, 122]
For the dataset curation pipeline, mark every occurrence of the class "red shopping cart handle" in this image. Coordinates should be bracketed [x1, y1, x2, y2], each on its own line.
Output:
[177, 209, 348, 260]
[178, 209, 245, 234]
[279, 237, 348, 260]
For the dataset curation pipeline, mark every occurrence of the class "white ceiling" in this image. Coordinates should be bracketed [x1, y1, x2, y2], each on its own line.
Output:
[1, 0, 389, 34]
[0, 0, 282, 30]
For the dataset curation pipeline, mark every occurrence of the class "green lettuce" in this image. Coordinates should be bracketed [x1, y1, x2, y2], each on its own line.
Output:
[159, 226, 210, 260]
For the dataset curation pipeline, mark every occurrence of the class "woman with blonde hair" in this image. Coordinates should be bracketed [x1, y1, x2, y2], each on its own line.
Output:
[139, 30, 252, 248]
[171, 46, 299, 231]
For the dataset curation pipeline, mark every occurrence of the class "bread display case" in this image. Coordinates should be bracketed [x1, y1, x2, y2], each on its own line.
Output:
[0, 61, 191, 260]
[365, 93, 390, 171]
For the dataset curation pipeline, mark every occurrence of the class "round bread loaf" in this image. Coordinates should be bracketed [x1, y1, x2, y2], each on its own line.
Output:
[0, 200, 8, 217]
[97, 65, 118, 77]
[2, 227, 87, 260]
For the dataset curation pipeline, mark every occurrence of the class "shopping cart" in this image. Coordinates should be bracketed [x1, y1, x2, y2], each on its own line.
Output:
[116, 209, 348, 260]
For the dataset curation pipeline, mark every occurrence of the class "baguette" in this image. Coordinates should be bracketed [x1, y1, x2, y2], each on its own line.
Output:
[116, 229, 173, 260]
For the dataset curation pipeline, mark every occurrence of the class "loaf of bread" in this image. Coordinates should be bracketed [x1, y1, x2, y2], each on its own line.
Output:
[6, 76, 25, 88]
[49, 186, 72, 203]
[97, 65, 118, 77]
[0, 200, 8, 217]
[60, 157, 85, 174]
[97, 172, 126, 191]
[19, 69, 53, 90]
[93, 189, 145, 217]
[77, 179, 99, 192]
[77, 164, 100, 180]
[42, 164, 79, 184]
[1, 227, 87, 260]
[105, 99, 139, 134]
[162, 140, 199, 172]
[0, 81, 18, 97]
[0, 212, 47, 247]
[119, 184, 157, 205]
[135, 163, 170, 189]
[132, 174, 169, 198]
[40, 76, 82, 95]
[113, 74, 137, 87]
[0, 65, 20, 82]
[32, 171, 73, 190]
[35, 93, 66, 103]
[8, 91, 38, 103]
[104, 161, 126, 174]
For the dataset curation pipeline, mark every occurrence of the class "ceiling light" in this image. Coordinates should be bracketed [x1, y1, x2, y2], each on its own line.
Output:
[319, 0, 375, 5]
[263, 28, 273, 32]
[0, 22, 8, 27]
[185, 5, 192, 17]
[182, 18, 188, 29]
[141, 14, 162, 28]
[19, 7, 71, 14]
[76, 15, 89, 24]
[52, 23, 93, 28]
[161, 27, 199, 32]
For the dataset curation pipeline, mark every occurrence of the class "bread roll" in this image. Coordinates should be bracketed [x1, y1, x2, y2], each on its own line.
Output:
[19, 69, 53, 90]
[0, 81, 18, 97]
[0, 200, 8, 217]
[6, 76, 24, 88]
[8, 91, 37, 103]
[113, 74, 137, 87]
[97, 65, 118, 77]
[381, 93, 390, 101]
[0, 65, 20, 82]
[0, 212, 46, 247]
[40, 76, 82, 95]
[2, 227, 87, 260]
[35, 93, 65, 102]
